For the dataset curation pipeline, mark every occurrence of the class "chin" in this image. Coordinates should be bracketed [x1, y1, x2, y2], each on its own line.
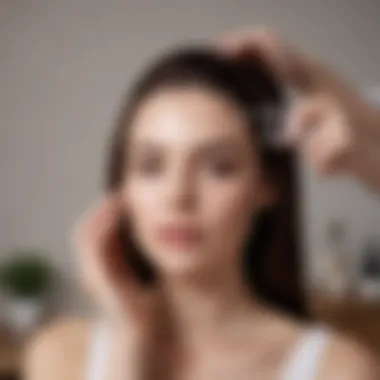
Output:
[150, 246, 214, 277]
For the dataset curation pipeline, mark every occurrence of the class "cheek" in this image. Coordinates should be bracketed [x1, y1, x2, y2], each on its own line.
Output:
[201, 179, 258, 245]
[121, 180, 158, 232]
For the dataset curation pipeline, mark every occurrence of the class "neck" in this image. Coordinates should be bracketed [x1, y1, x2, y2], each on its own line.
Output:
[161, 261, 262, 347]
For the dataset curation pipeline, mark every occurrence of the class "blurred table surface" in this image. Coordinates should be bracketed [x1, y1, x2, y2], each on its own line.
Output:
[309, 292, 380, 353]
[0, 326, 22, 380]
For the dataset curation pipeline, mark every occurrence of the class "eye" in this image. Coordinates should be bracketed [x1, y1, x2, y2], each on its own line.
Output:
[205, 159, 239, 177]
[134, 156, 163, 176]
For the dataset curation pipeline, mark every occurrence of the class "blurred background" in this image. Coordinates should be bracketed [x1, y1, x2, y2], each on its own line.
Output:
[1, 0, 380, 378]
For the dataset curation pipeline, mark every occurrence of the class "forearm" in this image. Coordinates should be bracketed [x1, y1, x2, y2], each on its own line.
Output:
[304, 56, 380, 144]
[364, 103, 380, 142]
[351, 135, 380, 194]
[352, 94, 380, 193]
[355, 93, 380, 143]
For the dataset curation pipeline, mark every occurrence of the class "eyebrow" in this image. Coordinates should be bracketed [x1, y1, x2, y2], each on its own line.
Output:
[130, 138, 245, 156]
[197, 139, 245, 155]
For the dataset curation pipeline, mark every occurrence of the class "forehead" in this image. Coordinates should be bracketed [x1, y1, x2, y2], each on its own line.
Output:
[128, 86, 254, 151]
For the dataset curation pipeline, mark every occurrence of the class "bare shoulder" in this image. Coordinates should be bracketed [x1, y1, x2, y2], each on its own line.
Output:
[318, 331, 380, 380]
[256, 307, 379, 380]
[24, 316, 94, 380]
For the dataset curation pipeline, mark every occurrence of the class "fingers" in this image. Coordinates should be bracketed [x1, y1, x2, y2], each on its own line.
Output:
[217, 27, 312, 88]
[303, 119, 353, 175]
[285, 95, 327, 144]
[73, 192, 144, 319]
[286, 95, 354, 175]
[216, 26, 351, 97]
[74, 193, 123, 290]
[217, 27, 292, 81]
[73, 192, 122, 257]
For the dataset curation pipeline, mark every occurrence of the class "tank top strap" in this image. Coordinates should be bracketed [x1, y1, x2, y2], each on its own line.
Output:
[281, 324, 333, 380]
[85, 320, 112, 380]
[85, 321, 333, 380]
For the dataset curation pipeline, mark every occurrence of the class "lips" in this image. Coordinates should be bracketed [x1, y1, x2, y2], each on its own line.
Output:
[156, 224, 203, 247]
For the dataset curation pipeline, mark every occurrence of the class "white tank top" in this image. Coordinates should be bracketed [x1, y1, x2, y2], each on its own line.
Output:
[85, 321, 332, 380]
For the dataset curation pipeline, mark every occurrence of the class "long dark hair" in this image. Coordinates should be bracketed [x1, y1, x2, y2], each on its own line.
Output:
[105, 46, 308, 319]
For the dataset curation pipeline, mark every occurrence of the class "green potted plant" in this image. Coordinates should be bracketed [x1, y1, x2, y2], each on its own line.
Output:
[0, 250, 54, 335]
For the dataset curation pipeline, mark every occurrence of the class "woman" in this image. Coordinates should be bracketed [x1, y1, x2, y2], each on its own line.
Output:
[25, 29, 380, 380]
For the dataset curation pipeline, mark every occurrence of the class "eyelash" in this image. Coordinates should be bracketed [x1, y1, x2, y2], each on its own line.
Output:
[205, 160, 238, 177]
[135, 159, 162, 175]
[134, 158, 238, 177]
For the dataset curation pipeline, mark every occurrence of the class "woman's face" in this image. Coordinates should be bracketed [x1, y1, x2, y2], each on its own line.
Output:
[122, 86, 273, 277]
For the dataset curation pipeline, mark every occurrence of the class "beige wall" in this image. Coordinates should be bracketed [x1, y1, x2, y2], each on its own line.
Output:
[1, 0, 380, 314]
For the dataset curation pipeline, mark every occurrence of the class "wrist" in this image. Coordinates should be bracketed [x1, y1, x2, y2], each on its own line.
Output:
[351, 92, 380, 142]
[348, 135, 380, 193]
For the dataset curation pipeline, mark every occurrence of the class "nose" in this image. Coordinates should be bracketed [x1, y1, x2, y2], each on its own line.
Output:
[165, 165, 196, 211]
